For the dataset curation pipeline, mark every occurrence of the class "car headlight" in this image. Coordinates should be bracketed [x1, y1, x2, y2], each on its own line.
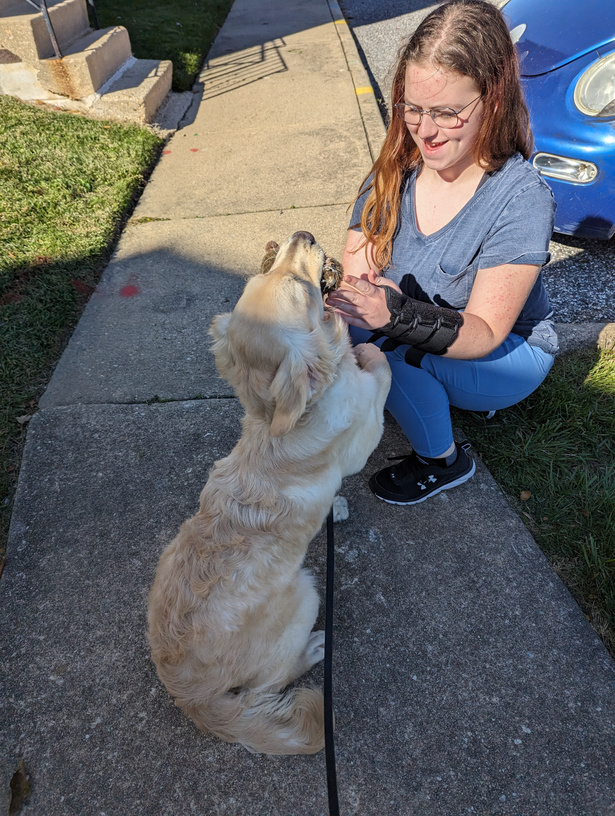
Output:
[574, 52, 615, 117]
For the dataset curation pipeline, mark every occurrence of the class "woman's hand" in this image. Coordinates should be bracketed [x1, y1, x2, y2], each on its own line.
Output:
[327, 268, 402, 331]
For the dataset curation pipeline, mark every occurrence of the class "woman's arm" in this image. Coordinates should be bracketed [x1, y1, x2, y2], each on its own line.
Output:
[331, 228, 542, 359]
[341, 229, 378, 278]
[444, 262, 541, 359]
[328, 230, 403, 329]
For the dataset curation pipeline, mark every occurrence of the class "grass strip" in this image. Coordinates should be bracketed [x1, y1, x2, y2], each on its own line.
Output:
[454, 347, 615, 655]
[0, 96, 162, 555]
[95, 0, 234, 92]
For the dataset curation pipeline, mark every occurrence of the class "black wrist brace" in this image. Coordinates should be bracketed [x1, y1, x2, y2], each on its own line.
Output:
[381, 288, 463, 354]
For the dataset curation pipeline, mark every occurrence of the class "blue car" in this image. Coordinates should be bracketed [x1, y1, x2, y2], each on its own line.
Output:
[502, 0, 615, 240]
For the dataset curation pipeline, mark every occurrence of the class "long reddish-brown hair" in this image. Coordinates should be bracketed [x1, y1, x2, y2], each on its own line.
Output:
[354, 0, 533, 269]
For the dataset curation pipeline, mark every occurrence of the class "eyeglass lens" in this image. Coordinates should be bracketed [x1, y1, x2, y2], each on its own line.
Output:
[397, 105, 458, 127]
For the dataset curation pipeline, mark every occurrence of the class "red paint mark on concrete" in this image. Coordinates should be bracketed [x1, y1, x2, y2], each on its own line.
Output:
[71, 279, 95, 295]
[190, 148, 199, 152]
[163, 150, 172, 155]
[120, 285, 140, 297]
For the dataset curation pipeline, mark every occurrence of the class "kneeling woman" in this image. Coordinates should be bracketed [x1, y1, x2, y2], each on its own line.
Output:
[328, 0, 557, 506]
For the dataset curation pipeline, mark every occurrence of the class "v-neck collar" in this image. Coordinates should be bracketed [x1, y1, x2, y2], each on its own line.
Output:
[407, 167, 493, 241]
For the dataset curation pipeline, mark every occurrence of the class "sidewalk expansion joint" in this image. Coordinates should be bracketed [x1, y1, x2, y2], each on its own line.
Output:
[144, 395, 237, 405]
[37, 396, 238, 411]
[129, 202, 356, 225]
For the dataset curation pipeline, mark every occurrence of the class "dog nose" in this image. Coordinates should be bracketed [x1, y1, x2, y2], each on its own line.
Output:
[292, 231, 315, 244]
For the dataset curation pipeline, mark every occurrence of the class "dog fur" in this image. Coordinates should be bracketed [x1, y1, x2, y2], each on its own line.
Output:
[147, 231, 391, 755]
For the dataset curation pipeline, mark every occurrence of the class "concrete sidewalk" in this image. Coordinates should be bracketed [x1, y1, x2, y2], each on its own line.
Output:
[1, 0, 614, 813]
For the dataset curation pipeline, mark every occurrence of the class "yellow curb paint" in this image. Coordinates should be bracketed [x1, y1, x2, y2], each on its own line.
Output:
[334, 19, 347, 25]
[355, 87, 374, 95]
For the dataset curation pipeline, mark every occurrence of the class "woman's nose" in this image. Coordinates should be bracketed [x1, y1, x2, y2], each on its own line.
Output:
[416, 112, 438, 138]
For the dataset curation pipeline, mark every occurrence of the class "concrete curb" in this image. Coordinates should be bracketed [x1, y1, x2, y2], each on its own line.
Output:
[326, 0, 386, 164]
[555, 321, 614, 354]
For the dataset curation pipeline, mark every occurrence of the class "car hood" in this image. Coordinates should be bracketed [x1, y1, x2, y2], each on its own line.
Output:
[505, 0, 615, 76]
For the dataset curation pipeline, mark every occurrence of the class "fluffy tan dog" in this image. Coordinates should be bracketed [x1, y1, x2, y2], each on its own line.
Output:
[147, 231, 391, 755]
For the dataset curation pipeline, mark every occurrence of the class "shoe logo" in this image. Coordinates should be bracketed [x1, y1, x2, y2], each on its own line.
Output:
[417, 475, 437, 490]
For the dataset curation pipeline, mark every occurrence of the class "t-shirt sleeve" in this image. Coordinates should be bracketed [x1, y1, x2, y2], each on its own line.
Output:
[477, 179, 556, 269]
[348, 175, 374, 231]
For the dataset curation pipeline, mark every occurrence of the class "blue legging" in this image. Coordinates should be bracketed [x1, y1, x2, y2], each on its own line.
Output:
[350, 326, 554, 459]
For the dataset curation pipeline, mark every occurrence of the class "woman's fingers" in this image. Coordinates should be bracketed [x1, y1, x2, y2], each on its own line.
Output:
[328, 275, 391, 329]
[342, 274, 377, 294]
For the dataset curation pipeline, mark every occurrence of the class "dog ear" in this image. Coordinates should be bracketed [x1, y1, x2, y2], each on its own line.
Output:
[209, 313, 234, 378]
[269, 352, 310, 437]
[268, 340, 337, 437]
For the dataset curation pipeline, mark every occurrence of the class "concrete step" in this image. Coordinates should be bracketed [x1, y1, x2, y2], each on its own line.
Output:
[36, 23, 131, 98]
[91, 57, 173, 124]
[0, 0, 89, 63]
[0, 51, 173, 124]
[0, 0, 173, 123]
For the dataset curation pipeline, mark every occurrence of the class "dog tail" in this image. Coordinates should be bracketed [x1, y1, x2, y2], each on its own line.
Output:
[183, 686, 325, 755]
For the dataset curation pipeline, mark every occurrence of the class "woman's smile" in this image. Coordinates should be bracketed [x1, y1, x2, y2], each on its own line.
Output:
[422, 138, 448, 153]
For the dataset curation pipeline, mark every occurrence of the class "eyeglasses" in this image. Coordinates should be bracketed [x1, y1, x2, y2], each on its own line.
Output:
[394, 95, 482, 128]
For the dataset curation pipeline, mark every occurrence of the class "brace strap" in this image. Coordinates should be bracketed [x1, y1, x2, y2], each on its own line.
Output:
[380, 288, 463, 354]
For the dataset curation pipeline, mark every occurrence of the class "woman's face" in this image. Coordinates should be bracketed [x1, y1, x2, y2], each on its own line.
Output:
[403, 61, 484, 179]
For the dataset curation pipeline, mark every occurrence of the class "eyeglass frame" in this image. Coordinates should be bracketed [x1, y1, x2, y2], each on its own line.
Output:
[394, 94, 482, 128]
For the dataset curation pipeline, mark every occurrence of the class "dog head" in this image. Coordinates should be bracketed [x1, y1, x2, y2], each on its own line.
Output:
[210, 231, 346, 437]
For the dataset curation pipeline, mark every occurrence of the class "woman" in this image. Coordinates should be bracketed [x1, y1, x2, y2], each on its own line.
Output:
[328, 0, 557, 506]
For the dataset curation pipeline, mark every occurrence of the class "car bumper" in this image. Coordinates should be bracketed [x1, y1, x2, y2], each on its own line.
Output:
[522, 55, 615, 240]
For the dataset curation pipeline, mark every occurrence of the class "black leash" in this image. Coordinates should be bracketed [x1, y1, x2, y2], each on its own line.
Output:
[324, 508, 340, 816]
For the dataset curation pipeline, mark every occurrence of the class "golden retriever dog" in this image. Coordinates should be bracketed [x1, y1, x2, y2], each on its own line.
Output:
[147, 231, 391, 755]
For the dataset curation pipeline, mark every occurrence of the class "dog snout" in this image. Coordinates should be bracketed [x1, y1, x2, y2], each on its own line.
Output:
[292, 231, 315, 244]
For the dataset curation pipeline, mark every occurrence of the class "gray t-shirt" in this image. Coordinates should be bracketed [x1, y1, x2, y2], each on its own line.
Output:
[350, 152, 558, 353]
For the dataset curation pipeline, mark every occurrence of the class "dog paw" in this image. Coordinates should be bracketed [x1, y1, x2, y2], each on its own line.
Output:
[332, 495, 349, 523]
[354, 342, 387, 372]
[305, 630, 325, 666]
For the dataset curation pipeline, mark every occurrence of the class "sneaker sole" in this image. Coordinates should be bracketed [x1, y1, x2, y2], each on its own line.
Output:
[370, 459, 476, 506]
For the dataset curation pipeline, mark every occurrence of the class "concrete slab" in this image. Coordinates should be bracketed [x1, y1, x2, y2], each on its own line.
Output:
[206, 0, 336, 57]
[136, 122, 369, 219]
[134, 19, 371, 219]
[39, 209, 351, 408]
[200, 29, 357, 120]
[1, 403, 614, 815]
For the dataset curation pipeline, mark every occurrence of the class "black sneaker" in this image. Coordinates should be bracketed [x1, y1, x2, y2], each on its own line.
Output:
[369, 443, 476, 505]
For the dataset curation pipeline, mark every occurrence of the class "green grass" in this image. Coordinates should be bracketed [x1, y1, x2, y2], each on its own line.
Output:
[0, 96, 163, 559]
[0, 0, 234, 570]
[95, 0, 234, 92]
[454, 347, 615, 655]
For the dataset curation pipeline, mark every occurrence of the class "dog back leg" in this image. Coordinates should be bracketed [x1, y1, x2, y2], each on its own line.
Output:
[265, 568, 323, 688]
